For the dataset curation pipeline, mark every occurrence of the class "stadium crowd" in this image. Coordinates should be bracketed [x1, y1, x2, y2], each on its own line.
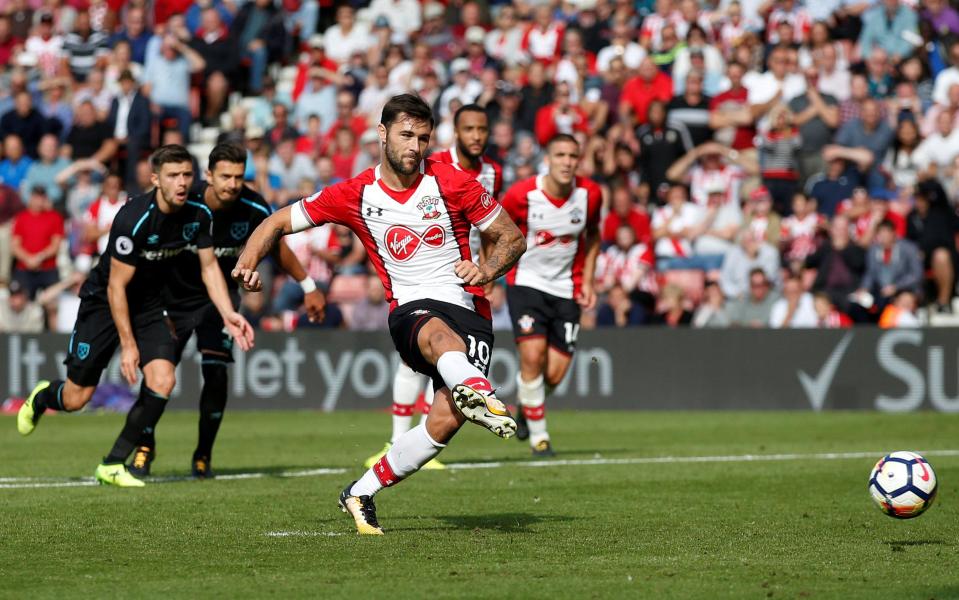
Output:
[3, 0, 959, 332]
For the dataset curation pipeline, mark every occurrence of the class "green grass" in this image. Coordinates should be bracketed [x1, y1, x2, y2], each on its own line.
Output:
[1, 410, 957, 599]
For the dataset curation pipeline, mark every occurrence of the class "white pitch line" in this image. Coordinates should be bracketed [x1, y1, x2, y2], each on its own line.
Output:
[265, 531, 346, 538]
[1, 449, 957, 490]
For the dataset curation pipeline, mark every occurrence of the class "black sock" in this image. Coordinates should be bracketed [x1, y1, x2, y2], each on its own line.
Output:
[103, 384, 169, 465]
[32, 380, 65, 413]
[195, 362, 228, 460]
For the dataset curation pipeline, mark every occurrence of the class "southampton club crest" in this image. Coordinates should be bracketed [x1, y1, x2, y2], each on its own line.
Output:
[230, 222, 249, 241]
[518, 314, 535, 334]
[417, 196, 442, 220]
[570, 207, 583, 224]
[182, 222, 200, 241]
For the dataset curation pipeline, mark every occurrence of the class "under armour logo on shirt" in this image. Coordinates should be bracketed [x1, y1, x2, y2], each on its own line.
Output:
[366, 207, 384, 217]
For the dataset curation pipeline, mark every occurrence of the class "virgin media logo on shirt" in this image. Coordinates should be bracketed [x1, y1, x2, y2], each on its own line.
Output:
[534, 230, 575, 247]
[384, 224, 446, 262]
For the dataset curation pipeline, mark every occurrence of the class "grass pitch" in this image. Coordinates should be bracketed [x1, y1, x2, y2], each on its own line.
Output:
[1, 410, 957, 599]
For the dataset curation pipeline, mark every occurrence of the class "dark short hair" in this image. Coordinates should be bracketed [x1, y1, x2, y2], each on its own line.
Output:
[546, 133, 579, 151]
[151, 144, 194, 173]
[453, 103, 487, 127]
[877, 219, 897, 231]
[381, 93, 434, 129]
[208, 143, 247, 171]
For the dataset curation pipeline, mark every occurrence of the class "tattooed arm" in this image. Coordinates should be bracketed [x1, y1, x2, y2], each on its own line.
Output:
[455, 210, 527, 286]
[232, 205, 294, 291]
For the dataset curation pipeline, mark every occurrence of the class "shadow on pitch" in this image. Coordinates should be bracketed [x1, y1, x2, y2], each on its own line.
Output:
[884, 539, 952, 548]
[390, 512, 576, 533]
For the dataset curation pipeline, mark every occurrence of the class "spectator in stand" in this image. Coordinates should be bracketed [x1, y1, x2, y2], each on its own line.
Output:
[672, 26, 725, 96]
[11, 185, 63, 298]
[757, 104, 802, 215]
[806, 214, 867, 316]
[726, 268, 778, 327]
[596, 284, 647, 327]
[323, 5, 372, 66]
[19, 134, 68, 207]
[267, 103, 299, 149]
[769, 273, 817, 328]
[484, 6, 524, 68]
[0, 183, 23, 284]
[295, 69, 338, 134]
[922, 0, 959, 38]
[709, 61, 755, 151]
[813, 43, 850, 103]
[0, 15, 23, 67]
[832, 98, 893, 188]
[906, 181, 958, 312]
[858, 0, 918, 62]
[620, 57, 673, 129]
[788, 68, 840, 184]
[919, 82, 959, 139]
[652, 184, 704, 270]
[597, 20, 645, 73]
[64, 100, 115, 163]
[596, 224, 656, 295]
[322, 91, 367, 153]
[73, 68, 113, 121]
[190, 7, 237, 127]
[0, 134, 33, 191]
[913, 109, 959, 181]
[143, 33, 205, 142]
[523, 4, 564, 66]
[692, 280, 731, 328]
[884, 118, 922, 192]
[268, 135, 314, 206]
[813, 292, 853, 328]
[107, 69, 151, 188]
[328, 127, 359, 181]
[878, 289, 922, 327]
[24, 12, 63, 79]
[743, 186, 783, 247]
[0, 279, 43, 333]
[864, 47, 894, 99]
[780, 192, 824, 271]
[534, 81, 590, 147]
[439, 58, 482, 119]
[746, 45, 806, 126]
[0, 90, 51, 158]
[349, 276, 390, 331]
[62, 9, 109, 83]
[638, 101, 690, 200]
[81, 172, 127, 259]
[806, 153, 864, 217]
[104, 41, 143, 96]
[602, 186, 651, 246]
[367, 0, 422, 39]
[108, 6, 151, 65]
[667, 70, 713, 148]
[719, 230, 782, 299]
[234, 0, 286, 94]
[650, 283, 693, 327]
[857, 219, 923, 313]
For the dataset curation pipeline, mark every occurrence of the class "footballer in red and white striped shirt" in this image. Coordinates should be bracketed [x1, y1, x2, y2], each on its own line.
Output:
[233, 94, 526, 535]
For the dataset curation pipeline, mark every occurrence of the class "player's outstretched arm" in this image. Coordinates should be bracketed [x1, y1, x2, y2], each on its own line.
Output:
[457, 210, 526, 286]
[198, 247, 255, 351]
[233, 205, 296, 292]
[107, 258, 140, 385]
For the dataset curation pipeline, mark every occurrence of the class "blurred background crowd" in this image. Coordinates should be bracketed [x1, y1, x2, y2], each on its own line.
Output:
[3, 0, 959, 333]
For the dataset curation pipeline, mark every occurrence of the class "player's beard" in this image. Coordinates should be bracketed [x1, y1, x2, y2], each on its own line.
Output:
[384, 142, 420, 176]
[456, 139, 485, 163]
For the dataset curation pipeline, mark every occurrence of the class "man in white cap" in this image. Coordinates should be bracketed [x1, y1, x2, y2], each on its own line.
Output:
[438, 57, 482, 118]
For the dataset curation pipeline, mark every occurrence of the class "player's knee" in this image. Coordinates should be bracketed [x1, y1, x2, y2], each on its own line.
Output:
[146, 371, 176, 397]
[61, 386, 94, 412]
[425, 329, 464, 362]
[544, 371, 565, 389]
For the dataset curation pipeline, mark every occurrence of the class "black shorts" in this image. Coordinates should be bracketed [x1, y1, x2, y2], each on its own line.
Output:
[388, 299, 494, 391]
[64, 297, 177, 387]
[168, 302, 233, 364]
[506, 285, 581, 356]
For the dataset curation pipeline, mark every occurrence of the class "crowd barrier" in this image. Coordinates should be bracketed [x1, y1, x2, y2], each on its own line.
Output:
[4, 329, 959, 412]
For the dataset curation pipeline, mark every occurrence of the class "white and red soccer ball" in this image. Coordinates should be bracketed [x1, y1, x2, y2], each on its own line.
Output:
[868, 451, 938, 519]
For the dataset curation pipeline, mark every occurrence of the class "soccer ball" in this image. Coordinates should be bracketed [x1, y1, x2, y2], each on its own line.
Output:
[868, 451, 938, 519]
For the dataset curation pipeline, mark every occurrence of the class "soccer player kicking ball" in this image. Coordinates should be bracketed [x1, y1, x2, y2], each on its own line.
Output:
[365, 103, 503, 471]
[17, 145, 255, 487]
[233, 94, 526, 535]
[127, 143, 325, 479]
[500, 134, 601, 457]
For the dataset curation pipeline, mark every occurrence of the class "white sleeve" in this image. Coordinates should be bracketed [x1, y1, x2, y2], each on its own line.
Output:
[291, 200, 315, 233]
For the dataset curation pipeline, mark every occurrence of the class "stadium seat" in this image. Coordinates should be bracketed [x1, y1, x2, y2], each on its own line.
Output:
[328, 275, 368, 303]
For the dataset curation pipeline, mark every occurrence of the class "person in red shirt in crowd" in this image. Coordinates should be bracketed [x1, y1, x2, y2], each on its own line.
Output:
[11, 185, 64, 299]
[328, 126, 359, 180]
[522, 4, 565, 65]
[322, 90, 368, 155]
[602, 185, 651, 245]
[534, 82, 591, 147]
[709, 61, 756, 150]
[836, 187, 907, 247]
[292, 34, 341, 102]
[813, 292, 853, 328]
[619, 57, 673, 127]
[0, 15, 23, 66]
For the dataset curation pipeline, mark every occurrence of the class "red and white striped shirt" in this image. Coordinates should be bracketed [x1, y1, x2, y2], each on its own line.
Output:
[83, 194, 128, 255]
[596, 243, 657, 295]
[296, 160, 501, 317]
[780, 212, 824, 262]
[429, 147, 503, 198]
[501, 175, 602, 299]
